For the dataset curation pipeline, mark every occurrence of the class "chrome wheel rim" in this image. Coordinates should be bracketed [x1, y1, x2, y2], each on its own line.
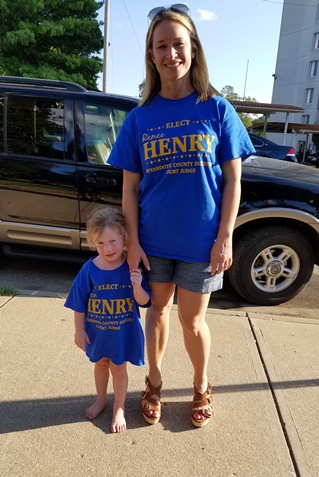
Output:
[251, 244, 300, 293]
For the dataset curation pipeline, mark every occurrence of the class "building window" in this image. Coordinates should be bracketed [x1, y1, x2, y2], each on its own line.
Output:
[310, 60, 318, 77]
[314, 32, 319, 48]
[302, 115, 310, 124]
[305, 88, 314, 103]
[317, 3, 319, 20]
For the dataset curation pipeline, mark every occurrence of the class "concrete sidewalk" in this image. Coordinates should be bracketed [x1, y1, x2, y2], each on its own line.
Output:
[0, 296, 318, 477]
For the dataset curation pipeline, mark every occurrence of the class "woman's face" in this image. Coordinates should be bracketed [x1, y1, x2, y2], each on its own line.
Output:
[151, 19, 193, 84]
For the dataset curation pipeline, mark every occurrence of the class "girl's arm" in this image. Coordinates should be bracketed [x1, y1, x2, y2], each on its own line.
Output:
[74, 311, 91, 351]
[122, 170, 150, 271]
[130, 268, 151, 306]
[210, 158, 242, 275]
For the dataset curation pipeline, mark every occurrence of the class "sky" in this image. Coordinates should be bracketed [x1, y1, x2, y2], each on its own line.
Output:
[97, 0, 284, 103]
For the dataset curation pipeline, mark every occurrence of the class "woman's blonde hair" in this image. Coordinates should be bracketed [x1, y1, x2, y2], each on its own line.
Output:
[140, 9, 219, 106]
[86, 206, 128, 251]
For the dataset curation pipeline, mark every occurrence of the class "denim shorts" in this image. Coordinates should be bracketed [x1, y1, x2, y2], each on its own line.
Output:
[144, 255, 223, 293]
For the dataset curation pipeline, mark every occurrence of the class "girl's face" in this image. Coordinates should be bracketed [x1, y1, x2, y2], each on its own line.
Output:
[93, 226, 125, 266]
[151, 19, 193, 84]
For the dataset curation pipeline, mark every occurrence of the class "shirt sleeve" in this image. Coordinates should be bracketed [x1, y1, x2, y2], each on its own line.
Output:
[64, 261, 92, 312]
[216, 97, 255, 163]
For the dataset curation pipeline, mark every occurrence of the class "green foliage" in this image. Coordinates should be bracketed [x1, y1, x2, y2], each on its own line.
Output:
[220, 85, 241, 101]
[252, 116, 267, 125]
[220, 85, 257, 103]
[0, 0, 104, 88]
[138, 79, 145, 98]
[0, 285, 18, 296]
[220, 85, 258, 128]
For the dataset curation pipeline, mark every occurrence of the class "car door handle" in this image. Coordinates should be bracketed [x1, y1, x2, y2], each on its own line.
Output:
[106, 178, 116, 186]
[85, 174, 116, 187]
[85, 173, 99, 184]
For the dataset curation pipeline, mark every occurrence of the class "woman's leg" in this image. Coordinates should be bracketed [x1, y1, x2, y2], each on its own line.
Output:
[85, 358, 110, 419]
[142, 282, 175, 420]
[110, 361, 128, 433]
[177, 288, 212, 423]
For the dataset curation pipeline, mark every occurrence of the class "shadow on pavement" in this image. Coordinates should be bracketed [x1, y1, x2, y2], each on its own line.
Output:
[1, 379, 318, 435]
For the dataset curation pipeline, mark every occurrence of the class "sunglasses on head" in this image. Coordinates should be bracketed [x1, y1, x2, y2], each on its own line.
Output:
[148, 3, 190, 21]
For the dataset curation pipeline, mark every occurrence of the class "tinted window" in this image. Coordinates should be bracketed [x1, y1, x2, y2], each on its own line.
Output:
[6, 96, 67, 159]
[0, 96, 3, 152]
[250, 136, 263, 147]
[84, 102, 129, 165]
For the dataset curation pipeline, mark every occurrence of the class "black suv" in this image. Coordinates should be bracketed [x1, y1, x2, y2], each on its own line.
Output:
[1, 76, 319, 306]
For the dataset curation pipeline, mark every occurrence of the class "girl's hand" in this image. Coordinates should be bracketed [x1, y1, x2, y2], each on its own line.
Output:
[74, 329, 91, 352]
[130, 267, 143, 287]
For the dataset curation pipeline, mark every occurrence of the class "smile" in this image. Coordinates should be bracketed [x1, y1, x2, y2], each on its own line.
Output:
[165, 62, 182, 67]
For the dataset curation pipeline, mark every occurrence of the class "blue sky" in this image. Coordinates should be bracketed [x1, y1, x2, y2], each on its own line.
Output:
[97, 0, 283, 102]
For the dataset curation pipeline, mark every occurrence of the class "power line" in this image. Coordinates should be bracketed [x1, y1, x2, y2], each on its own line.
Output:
[122, 0, 144, 57]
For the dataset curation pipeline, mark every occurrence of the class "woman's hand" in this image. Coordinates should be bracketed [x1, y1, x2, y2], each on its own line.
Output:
[210, 237, 233, 275]
[127, 242, 150, 272]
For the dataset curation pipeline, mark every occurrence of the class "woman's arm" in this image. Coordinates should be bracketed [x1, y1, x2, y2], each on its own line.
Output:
[122, 170, 150, 271]
[210, 158, 242, 275]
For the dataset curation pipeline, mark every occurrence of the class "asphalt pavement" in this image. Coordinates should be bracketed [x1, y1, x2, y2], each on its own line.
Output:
[0, 293, 318, 477]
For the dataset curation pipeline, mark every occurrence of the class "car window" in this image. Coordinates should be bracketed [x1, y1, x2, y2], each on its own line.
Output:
[0, 96, 4, 152]
[84, 102, 130, 165]
[249, 135, 263, 147]
[4, 96, 69, 160]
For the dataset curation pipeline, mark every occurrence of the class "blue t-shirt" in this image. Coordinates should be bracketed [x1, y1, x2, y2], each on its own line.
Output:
[108, 93, 255, 262]
[64, 258, 151, 365]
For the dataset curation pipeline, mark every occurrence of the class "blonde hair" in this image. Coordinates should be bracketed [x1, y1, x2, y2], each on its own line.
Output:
[140, 9, 219, 106]
[86, 206, 128, 251]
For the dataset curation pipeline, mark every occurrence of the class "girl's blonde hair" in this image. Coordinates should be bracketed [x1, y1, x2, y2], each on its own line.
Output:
[140, 9, 219, 106]
[86, 206, 128, 251]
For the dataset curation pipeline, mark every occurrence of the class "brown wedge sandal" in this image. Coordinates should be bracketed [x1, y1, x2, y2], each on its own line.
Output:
[191, 382, 213, 428]
[141, 376, 162, 425]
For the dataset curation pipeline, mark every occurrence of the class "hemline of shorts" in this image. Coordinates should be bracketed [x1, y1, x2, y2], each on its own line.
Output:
[144, 254, 223, 294]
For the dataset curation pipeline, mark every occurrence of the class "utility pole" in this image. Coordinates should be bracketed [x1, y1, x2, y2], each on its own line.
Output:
[102, 0, 110, 93]
[243, 59, 249, 100]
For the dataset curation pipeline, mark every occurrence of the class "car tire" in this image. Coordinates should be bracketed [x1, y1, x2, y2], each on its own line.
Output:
[228, 226, 314, 305]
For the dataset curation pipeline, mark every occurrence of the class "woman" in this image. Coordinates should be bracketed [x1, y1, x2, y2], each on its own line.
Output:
[108, 4, 254, 428]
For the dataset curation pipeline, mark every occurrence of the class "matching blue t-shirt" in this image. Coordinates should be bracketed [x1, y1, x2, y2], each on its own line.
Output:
[66, 93, 254, 367]
[65, 259, 151, 366]
[108, 93, 255, 262]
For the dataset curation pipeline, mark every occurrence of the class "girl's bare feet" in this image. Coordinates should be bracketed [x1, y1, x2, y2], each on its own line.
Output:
[85, 399, 107, 420]
[111, 406, 126, 433]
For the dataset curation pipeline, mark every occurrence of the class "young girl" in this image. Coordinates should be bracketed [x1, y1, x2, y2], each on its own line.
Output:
[65, 206, 151, 433]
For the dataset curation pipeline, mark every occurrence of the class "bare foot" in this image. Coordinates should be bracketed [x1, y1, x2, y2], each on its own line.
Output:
[111, 407, 126, 433]
[85, 399, 107, 420]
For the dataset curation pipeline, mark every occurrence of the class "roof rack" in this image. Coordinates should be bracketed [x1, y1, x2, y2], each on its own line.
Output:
[0, 76, 87, 92]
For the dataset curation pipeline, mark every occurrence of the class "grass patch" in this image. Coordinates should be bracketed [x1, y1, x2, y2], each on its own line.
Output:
[0, 285, 18, 296]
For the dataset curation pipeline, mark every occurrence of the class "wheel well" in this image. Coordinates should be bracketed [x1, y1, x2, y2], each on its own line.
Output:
[233, 217, 319, 265]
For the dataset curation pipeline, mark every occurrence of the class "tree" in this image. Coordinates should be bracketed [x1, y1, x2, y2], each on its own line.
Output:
[220, 85, 257, 103]
[220, 85, 258, 128]
[220, 85, 241, 101]
[138, 79, 145, 98]
[0, 0, 104, 88]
